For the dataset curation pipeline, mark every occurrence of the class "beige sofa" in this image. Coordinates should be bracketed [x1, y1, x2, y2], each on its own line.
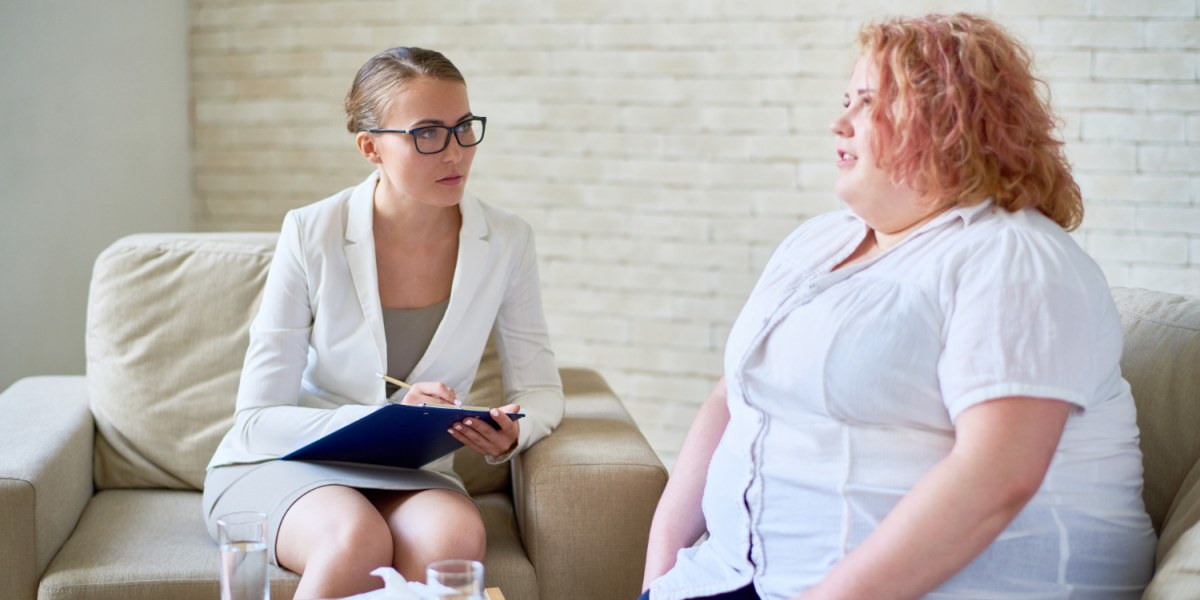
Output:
[4, 234, 1200, 599]
[0, 233, 669, 600]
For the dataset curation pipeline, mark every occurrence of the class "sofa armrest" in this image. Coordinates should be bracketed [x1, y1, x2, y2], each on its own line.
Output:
[513, 367, 668, 600]
[0, 376, 94, 600]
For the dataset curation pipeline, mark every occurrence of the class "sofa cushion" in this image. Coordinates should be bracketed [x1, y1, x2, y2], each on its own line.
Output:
[1147, 455, 1200, 598]
[87, 234, 275, 490]
[36, 489, 533, 600]
[1112, 287, 1200, 533]
[37, 489, 299, 600]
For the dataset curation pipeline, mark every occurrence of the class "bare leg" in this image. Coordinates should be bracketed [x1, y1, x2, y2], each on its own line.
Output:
[276, 485, 393, 599]
[367, 488, 487, 582]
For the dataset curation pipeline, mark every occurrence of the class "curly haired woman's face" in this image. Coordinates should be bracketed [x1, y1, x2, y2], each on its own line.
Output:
[831, 58, 927, 235]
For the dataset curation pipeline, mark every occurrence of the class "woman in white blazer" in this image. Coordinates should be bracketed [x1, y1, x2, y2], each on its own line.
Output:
[202, 47, 563, 599]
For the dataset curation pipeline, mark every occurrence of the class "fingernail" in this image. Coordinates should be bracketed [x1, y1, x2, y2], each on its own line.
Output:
[491, 409, 499, 416]
[454, 424, 463, 430]
[464, 419, 473, 426]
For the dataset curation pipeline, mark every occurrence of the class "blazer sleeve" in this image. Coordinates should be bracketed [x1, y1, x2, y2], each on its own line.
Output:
[486, 223, 564, 463]
[229, 210, 376, 459]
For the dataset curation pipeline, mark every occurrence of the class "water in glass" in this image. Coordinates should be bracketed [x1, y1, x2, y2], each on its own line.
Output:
[217, 511, 270, 600]
[219, 540, 268, 600]
[426, 559, 484, 600]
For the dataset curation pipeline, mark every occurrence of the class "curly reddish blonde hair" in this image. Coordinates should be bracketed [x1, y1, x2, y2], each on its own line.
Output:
[859, 13, 1082, 230]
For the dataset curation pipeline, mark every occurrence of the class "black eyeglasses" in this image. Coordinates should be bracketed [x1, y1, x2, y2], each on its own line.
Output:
[367, 116, 487, 155]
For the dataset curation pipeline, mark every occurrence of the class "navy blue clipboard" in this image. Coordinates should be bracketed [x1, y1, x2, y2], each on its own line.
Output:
[280, 404, 524, 469]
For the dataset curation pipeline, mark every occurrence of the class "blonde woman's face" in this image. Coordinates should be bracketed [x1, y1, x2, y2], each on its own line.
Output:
[363, 77, 477, 209]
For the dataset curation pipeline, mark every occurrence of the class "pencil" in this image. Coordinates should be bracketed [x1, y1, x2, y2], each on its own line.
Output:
[376, 372, 412, 390]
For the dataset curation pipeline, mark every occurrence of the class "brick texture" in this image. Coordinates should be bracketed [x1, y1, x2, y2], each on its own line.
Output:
[191, 0, 1200, 467]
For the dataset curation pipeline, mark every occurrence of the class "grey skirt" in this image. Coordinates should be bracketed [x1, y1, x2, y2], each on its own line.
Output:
[202, 460, 467, 565]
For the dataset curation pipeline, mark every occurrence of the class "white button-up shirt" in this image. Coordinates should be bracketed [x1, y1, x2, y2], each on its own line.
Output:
[651, 201, 1156, 600]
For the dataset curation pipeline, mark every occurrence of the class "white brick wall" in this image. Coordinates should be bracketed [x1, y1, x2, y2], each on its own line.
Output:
[191, 0, 1200, 467]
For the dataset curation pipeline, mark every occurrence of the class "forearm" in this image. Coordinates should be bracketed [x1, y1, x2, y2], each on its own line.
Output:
[643, 487, 707, 590]
[799, 397, 1069, 600]
[643, 379, 730, 590]
[236, 403, 376, 456]
[799, 453, 1032, 599]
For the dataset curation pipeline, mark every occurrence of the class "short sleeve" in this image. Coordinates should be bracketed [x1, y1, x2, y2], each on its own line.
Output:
[938, 227, 1100, 422]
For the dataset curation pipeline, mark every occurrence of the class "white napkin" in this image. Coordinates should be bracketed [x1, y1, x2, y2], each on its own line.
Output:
[336, 567, 454, 599]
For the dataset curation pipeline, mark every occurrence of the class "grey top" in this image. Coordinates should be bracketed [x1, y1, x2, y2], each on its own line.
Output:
[382, 297, 450, 397]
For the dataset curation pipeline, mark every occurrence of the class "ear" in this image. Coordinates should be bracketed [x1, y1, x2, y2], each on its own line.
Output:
[355, 131, 383, 165]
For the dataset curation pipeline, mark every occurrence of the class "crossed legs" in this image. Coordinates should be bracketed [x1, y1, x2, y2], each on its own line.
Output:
[276, 485, 485, 599]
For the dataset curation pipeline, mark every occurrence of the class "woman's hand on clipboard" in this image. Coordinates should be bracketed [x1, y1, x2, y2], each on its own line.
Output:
[449, 403, 522, 459]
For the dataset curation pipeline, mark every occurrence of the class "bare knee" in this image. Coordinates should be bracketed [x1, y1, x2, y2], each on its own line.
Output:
[377, 489, 486, 580]
[319, 508, 394, 567]
[402, 509, 486, 581]
[422, 507, 486, 561]
[277, 486, 393, 596]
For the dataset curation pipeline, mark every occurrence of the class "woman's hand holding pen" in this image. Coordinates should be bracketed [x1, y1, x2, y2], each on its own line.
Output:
[450, 403, 521, 460]
[386, 373, 520, 459]
[398, 381, 460, 407]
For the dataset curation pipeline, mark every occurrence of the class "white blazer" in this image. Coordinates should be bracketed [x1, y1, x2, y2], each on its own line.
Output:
[207, 172, 564, 478]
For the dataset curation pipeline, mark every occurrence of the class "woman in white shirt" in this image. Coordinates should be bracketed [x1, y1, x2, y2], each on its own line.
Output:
[640, 13, 1155, 600]
[202, 47, 563, 599]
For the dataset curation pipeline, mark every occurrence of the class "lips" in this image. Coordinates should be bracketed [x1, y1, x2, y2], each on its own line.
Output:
[437, 174, 464, 185]
[836, 149, 858, 167]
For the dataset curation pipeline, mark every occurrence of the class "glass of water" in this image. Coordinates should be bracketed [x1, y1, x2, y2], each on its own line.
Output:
[426, 559, 485, 599]
[217, 511, 270, 600]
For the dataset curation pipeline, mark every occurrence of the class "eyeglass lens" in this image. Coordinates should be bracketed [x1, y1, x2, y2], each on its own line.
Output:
[413, 119, 484, 154]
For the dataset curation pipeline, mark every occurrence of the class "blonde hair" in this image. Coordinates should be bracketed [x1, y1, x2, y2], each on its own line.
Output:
[344, 47, 466, 133]
[859, 13, 1083, 230]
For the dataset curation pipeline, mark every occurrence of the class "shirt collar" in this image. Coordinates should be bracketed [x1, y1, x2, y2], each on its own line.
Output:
[947, 197, 995, 226]
[843, 196, 994, 233]
[898, 196, 996, 235]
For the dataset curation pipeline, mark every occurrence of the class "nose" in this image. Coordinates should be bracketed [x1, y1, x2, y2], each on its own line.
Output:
[441, 136, 464, 162]
[830, 110, 851, 137]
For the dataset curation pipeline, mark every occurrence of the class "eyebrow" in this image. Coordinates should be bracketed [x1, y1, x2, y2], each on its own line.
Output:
[843, 88, 876, 102]
[411, 112, 474, 127]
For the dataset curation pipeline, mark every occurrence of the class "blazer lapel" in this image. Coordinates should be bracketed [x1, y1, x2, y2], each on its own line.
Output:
[409, 193, 490, 380]
[343, 172, 387, 372]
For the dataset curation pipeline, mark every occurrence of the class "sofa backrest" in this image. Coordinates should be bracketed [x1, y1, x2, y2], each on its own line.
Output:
[86, 233, 509, 494]
[1111, 287, 1200, 549]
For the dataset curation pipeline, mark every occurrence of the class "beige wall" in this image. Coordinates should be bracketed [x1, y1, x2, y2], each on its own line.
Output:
[191, 0, 1200, 466]
[0, 1, 192, 392]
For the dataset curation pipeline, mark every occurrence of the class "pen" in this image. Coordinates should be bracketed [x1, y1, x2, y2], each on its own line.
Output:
[377, 372, 464, 407]
[375, 372, 412, 390]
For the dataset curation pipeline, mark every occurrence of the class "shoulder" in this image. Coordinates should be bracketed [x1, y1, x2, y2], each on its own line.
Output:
[960, 207, 1098, 278]
[945, 207, 1112, 312]
[278, 176, 379, 255]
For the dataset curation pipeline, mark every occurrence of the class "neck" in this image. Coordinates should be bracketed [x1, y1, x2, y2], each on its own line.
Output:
[872, 206, 948, 252]
[372, 187, 460, 242]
